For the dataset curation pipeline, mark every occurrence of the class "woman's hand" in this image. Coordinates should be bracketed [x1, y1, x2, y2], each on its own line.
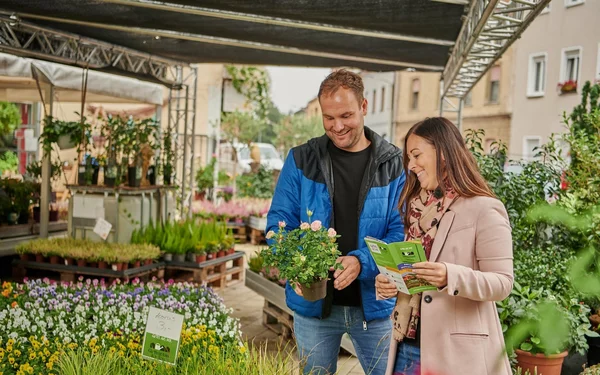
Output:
[375, 274, 398, 299]
[413, 262, 448, 288]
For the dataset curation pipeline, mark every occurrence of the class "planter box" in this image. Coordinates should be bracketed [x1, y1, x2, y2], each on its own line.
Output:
[245, 270, 356, 356]
[249, 216, 267, 231]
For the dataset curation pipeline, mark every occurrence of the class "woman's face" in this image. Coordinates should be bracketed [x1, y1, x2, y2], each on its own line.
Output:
[406, 134, 440, 191]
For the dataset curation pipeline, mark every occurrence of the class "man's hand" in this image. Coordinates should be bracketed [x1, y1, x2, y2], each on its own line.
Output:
[331, 256, 361, 290]
[413, 262, 448, 288]
[375, 274, 398, 299]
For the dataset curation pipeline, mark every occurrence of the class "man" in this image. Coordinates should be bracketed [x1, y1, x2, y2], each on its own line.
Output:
[266, 69, 406, 375]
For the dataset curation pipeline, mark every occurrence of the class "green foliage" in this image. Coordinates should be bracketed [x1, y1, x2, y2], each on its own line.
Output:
[260, 210, 342, 286]
[196, 157, 231, 191]
[236, 166, 274, 199]
[40, 115, 91, 154]
[581, 364, 600, 375]
[466, 129, 574, 298]
[26, 159, 63, 182]
[0, 102, 21, 136]
[0, 151, 18, 174]
[274, 115, 323, 157]
[221, 110, 266, 147]
[0, 178, 39, 217]
[225, 65, 271, 120]
[248, 253, 264, 274]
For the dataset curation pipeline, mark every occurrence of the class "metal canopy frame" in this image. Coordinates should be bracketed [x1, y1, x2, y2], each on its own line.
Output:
[440, 0, 551, 129]
[0, 13, 186, 86]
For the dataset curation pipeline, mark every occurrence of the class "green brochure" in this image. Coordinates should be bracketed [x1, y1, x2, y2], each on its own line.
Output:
[365, 236, 437, 295]
[142, 306, 184, 365]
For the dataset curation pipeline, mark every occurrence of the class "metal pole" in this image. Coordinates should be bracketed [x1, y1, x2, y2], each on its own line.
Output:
[439, 79, 445, 117]
[181, 84, 189, 212]
[188, 67, 198, 218]
[213, 77, 225, 202]
[40, 85, 54, 238]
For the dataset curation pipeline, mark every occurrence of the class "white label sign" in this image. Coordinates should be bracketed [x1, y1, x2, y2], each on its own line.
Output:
[93, 218, 112, 240]
[141, 307, 184, 365]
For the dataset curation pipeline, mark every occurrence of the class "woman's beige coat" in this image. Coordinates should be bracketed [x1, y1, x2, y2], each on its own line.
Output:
[408, 196, 513, 375]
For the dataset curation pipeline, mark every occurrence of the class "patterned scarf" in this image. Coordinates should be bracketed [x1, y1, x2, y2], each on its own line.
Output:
[391, 185, 458, 342]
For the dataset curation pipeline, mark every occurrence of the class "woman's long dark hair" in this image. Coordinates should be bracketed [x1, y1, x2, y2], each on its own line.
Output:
[399, 117, 495, 229]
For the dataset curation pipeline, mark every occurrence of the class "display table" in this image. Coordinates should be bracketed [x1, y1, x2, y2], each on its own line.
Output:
[164, 251, 245, 290]
[68, 185, 176, 243]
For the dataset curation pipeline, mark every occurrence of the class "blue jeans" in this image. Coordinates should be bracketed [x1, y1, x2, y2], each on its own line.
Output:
[294, 305, 392, 375]
[393, 343, 420, 375]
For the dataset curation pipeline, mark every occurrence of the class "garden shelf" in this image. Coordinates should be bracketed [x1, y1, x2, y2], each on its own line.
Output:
[0, 223, 67, 257]
[12, 259, 166, 282]
[226, 222, 248, 244]
[164, 251, 245, 290]
[245, 270, 356, 356]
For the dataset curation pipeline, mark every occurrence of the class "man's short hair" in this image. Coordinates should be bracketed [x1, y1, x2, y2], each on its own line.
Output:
[318, 69, 364, 104]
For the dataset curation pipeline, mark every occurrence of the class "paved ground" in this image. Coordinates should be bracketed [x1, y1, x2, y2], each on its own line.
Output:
[217, 243, 365, 375]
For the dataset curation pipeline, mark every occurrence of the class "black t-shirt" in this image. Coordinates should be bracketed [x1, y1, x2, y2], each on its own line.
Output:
[328, 141, 371, 307]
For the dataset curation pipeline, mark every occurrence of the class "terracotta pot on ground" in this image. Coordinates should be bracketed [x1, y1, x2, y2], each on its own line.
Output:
[217, 250, 225, 258]
[299, 279, 328, 302]
[49, 256, 60, 265]
[195, 254, 207, 263]
[76, 259, 86, 267]
[20, 254, 30, 262]
[515, 349, 568, 375]
[98, 261, 108, 269]
[35, 254, 45, 263]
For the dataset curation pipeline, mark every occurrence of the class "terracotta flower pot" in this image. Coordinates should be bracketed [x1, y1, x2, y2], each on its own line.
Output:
[207, 253, 214, 260]
[144, 259, 153, 266]
[88, 262, 98, 268]
[217, 250, 225, 258]
[20, 254, 30, 262]
[195, 254, 207, 263]
[515, 349, 568, 375]
[111, 263, 123, 271]
[300, 279, 328, 302]
[35, 254, 45, 263]
[64, 258, 74, 266]
[227, 248, 235, 255]
[98, 261, 108, 269]
[76, 259, 86, 267]
[49, 256, 60, 265]
[122, 263, 129, 271]
[132, 261, 141, 269]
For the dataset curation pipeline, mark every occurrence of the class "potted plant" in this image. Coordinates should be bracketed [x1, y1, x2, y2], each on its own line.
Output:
[193, 244, 207, 263]
[260, 209, 342, 301]
[40, 116, 90, 151]
[501, 283, 597, 375]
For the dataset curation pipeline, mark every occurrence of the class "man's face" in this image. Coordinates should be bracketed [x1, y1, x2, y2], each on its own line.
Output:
[319, 87, 367, 152]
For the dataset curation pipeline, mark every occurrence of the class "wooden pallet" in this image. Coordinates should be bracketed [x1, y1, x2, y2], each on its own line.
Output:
[165, 251, 245, 290]
[227, 223, 247, 244]
[12, 260, 165, 283]
[250, 228, 266, 245]
[262, 300, 294, 340]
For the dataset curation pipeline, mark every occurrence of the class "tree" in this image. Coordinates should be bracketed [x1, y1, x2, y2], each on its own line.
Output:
[274, 114, 323, 157]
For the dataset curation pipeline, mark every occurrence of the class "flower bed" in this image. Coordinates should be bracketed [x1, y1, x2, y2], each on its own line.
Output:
[15, 238, 161, 269]
[0, 278, 243, 374]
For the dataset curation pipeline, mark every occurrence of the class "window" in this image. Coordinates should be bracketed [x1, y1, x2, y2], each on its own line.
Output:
[488, 65, 501, 103]
[565, 0, 585, 8]
[380, 87, 385, 112]
[464, 91, 472, 107]
[560, 47, 582, 85]
[541, 3, 550, 13]
[410, 79, 420, 110]
[523, 137, 541, 161]
[372, 90, 376, 114]
[527, 53, 547, 97]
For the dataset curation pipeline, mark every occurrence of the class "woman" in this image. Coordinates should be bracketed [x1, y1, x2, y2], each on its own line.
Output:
[378, 117, 513, 375]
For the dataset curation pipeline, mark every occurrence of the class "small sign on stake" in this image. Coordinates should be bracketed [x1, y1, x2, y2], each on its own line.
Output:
[141, 307, 184, 366]
[93, 218, 112, 241]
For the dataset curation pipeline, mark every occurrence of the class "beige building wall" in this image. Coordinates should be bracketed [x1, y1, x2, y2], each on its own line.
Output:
[509, 0, 600, 160]
[305, 97, 321, 118]
[393, 47, 515, 153]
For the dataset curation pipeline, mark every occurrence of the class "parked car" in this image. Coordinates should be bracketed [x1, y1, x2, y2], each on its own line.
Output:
[219, 142, 283, 175]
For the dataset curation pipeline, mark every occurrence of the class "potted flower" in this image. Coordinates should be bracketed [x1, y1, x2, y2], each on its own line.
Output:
[260, 209, 342, 301]
[193, 244, 207, 263]
[558, 80, 577, 94]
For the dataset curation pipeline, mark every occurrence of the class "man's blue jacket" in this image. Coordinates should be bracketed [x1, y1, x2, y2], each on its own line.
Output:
[266, 127, 406, 322]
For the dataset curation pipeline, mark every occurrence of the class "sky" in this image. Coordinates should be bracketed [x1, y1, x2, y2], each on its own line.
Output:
[266, 66, 331, 114]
